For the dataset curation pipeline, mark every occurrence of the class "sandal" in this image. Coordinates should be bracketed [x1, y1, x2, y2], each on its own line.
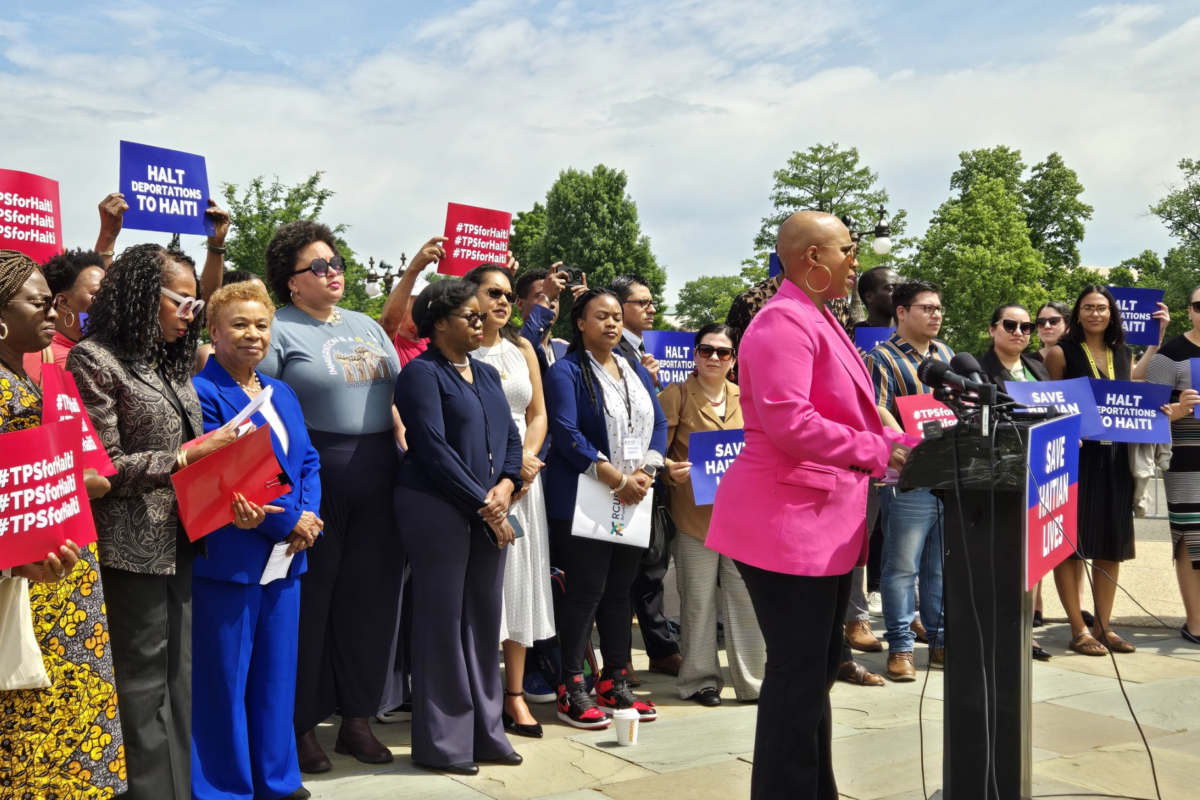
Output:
[1097, 630, 1136, 654]
[1068, 631, 1108, 657]
[837, 660, 885, 686]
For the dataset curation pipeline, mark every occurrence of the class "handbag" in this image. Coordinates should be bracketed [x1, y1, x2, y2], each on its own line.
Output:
[0, 576, 51, 691]
[572, 473, 652, 548]
[642, 488, 677, 565]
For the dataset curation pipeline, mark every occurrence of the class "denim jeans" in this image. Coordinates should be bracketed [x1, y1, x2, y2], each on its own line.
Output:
[879, 487, 944, 651]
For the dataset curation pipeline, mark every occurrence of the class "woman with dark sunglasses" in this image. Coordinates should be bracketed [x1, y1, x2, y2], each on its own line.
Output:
[658, 323, 766, 706]
[1034, 301, 1070, 362]
[260, 220, 404, 773]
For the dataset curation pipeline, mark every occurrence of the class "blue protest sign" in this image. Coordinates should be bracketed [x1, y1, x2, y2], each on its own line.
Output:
[1025, 413, 1080, 590]
[769, 252, 781, 278]
[641, 331, 696, 386]
[119, 141, 213, 236]
[1005, 378, 1106, 439]
[1086, 379, 1171, 443]
[855, 327, 894, 353]
[688, 429, 745, 506]
[1107, 287, 1164, 346]
[1191, 358, 1200, 418]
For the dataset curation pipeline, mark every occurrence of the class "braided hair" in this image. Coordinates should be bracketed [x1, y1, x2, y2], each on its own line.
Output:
[0, 249, 39, 308]
[566, 288, 622, 413]
[86, 243, 203, 384]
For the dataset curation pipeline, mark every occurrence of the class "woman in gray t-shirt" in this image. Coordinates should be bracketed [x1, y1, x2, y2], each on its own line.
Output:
[259, 220, 403, 773]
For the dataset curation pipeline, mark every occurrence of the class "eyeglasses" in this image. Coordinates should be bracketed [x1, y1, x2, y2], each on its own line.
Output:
[1189, 302, 1200, 314]
[448, 312, 483, 327]
[903, 304, 943, 317]
[696, 344, 735, 362]
[485, 287, 516, 304]
[623, 299, 656, 310]
[1035, 316, 1063, 327]
[1081, 304, 1110, 317]
[818, 243, 859, 259]
[1000, 319, 1034, 336]
[160, 287, 204, 319]
[9, 294, 55, 314]
[293, 255, 346, 278]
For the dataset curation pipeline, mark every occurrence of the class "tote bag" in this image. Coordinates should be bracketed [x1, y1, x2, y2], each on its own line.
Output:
[0, 577, 51, 691]
[572, 474, 652, 549]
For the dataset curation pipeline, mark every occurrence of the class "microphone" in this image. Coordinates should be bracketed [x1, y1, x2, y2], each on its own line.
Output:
[918, 359, 1015, 404]
[950, 353, 985, 386]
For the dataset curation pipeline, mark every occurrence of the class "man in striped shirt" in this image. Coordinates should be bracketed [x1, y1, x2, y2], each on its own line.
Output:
[864, 280, 954, 681]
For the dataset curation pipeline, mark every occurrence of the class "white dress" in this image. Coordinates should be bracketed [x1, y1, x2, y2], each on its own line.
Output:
[471, 339, 556, 646]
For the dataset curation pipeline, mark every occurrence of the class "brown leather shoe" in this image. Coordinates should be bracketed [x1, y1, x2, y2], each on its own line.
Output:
[910, 618, 928, 643]
[625, 662, 642, 687]
[845, 620, 883, 652]
[648, 653, 683, 676]
[837, 660, 885, 686]
[929, 648, 945, 669]
[296, 728, 331, 774]
[334, 717, 393, 764]
[887, 651, 917, 682]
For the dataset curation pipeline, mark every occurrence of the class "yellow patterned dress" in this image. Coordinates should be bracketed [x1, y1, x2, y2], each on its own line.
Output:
[0, 366, 127, 799]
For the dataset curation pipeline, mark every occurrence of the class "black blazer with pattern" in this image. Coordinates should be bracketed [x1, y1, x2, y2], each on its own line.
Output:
[67, 337, 203, 575]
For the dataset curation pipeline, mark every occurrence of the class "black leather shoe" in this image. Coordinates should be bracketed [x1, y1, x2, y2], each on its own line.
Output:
[503, 711, 544, 738]
[269, 789, 311, 800]
[689, 688, 722, 707]
[295, 729, 331, 774]
[444, 762, 480, 776]
[1032, 643, 1053, 661]
[483, 752, 523, 766]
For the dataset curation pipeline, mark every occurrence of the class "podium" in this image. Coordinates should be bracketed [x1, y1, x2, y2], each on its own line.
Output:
[898, 421, 1035, 800]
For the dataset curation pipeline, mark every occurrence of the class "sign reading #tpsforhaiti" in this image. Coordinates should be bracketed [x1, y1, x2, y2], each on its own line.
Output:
[120, 141, 213, 236]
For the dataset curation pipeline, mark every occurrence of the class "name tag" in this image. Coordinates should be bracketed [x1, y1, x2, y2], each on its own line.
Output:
[622, 436, 644, 461]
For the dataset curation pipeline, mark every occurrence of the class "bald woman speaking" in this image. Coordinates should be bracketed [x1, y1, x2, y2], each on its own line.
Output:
[707, 211, 910, 799]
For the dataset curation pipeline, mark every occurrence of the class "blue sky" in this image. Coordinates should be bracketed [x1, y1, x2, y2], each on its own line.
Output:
[3, 1, 1199, 303]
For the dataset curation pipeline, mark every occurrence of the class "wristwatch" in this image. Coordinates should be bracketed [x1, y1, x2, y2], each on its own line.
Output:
[641, 464, 659, 479]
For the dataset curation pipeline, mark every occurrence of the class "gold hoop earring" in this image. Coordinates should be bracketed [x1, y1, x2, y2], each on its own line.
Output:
[805, 263, 833, 294]
[0, 322, 7, 340]
[63, 309, 75, 328]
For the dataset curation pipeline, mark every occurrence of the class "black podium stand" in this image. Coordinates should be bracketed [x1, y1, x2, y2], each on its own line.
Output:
[899, 422, 1036, 800]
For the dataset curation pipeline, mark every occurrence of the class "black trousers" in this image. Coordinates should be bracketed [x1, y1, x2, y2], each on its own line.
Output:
[736, 562, 851, 800]
[628, 535, 680, 662]
[398, 487, 510, 766]
[295, 431, 402, 732]
[550, 517, 644, 676]
[102, 530, 194, 800]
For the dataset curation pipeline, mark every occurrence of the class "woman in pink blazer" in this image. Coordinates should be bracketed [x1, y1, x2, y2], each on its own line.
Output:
[707, 211, 910, 800]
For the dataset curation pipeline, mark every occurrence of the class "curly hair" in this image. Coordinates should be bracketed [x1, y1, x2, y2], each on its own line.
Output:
[264, 220, 339, 304]
[207, 281, 276, 330]
[40, 248, 106, 297]
[566, 288, 622, 413]
[462, 264, 521, 345]
[413, 279, 479, 341]
[86, 243, 202, 384]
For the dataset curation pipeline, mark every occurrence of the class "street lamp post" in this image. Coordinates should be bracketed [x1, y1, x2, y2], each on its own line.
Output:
[365, 254, 408, 298]
[840, 205, 892, 255]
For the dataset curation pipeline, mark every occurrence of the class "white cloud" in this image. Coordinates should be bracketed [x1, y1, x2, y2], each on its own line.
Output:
[0, 1, 1196, 304]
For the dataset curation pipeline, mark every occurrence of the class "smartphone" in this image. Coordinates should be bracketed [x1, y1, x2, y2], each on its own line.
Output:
[507, 514, 526, 539]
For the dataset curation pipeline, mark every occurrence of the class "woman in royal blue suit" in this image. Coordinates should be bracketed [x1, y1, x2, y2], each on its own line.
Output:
[190, 282, 324, 800]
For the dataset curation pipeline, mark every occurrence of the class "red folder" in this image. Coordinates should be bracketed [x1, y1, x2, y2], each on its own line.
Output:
[171, 423, 290, 541]
[40, 364, 117, 476]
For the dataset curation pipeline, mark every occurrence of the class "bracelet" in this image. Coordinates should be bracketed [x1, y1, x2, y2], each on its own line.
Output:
[97, 250, 114, 257]
[614, 475, 628, 493]
[175, 448, 188, 472]
[207, 245, 227, 255]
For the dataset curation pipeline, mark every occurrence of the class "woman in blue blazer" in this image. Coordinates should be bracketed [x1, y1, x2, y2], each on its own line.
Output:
[189, 282, 323, 800]
[543, 288, 667, 729]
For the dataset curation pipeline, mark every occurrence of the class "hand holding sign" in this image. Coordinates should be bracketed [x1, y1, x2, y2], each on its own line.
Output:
[11, 540, 82, 584]
[205, 198, 231, 245]
[1107, 287, 1166, 346]
[410, 236, 448, 274]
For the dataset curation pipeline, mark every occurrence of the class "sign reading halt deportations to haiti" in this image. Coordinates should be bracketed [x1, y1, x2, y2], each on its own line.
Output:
[119, 141, 214, 236]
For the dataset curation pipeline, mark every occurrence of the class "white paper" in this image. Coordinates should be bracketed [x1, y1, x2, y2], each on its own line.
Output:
[259, 541, 294, 585]
[571, 474, 652, 548]
[229, 383, 274, 434]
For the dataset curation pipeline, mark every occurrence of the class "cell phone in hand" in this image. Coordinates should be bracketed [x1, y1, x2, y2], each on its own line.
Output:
[507, 514, 525, 539]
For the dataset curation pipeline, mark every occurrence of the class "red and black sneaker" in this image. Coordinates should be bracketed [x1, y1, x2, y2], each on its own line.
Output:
[595, 669, 657, 721]
[556, 674, 611, 729]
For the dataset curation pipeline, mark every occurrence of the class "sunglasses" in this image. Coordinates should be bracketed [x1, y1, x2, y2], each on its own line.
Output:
[293, 255, 346, 278]
[1190, 302, 1200, 314]
[1000, 319, 1034, 336]
[696, 344, 735, 362]
[1035, 316, 1063, 327]
[161, 287, 204, 319]
[485, 287, 516, 304]
[10, 294, 55, 314]
[448, 312, 483, 327]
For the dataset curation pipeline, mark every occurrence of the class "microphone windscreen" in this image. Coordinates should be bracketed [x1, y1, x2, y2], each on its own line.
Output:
[950, 352, 983, 377]
[917, 358, 950, 389]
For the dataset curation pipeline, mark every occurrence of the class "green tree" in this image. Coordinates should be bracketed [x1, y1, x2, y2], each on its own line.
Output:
[1022, 152, 1093, 271]
[908, 177, 1048, 355]
[950, 145, 1026, 196]
[674, 275, 747, 330]
[509, 202, 546, 272]
[740, 252, 770, 285]
[221, 173, 380, 316]
[1150, 158, 1200, 245]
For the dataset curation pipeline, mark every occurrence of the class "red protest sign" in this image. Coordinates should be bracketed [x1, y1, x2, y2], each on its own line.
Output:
[0, 420, 97, 571]
[894, 394, 958, 439]
[440, 203, 512, 277]
[0, 169, 63, 263]
[40, 365, 116, 477]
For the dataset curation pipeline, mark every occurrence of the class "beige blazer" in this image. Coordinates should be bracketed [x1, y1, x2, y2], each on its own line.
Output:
[659, 375, 743, 541]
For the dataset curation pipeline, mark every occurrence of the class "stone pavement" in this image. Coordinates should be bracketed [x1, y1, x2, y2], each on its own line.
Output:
[304, 516, 1199, 799]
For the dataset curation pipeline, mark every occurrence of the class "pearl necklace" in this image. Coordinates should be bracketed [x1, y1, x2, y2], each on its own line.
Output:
[238, 372, 263, 394]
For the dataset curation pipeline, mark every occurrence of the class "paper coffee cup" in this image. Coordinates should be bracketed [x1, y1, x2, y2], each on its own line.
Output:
[613, 709, 640, 746]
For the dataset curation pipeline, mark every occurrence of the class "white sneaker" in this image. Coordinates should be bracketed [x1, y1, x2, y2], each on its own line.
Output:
[867, 591, 883, 617]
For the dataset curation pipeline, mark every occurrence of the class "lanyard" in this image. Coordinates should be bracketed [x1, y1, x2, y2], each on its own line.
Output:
[1081, 344, 1115, 380]
[593, 353, 635, 430]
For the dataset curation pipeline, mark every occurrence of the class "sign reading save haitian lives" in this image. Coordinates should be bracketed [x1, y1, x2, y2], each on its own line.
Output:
[440, 203, 512, 277]
[641, 331, 696, 386]
[1025, 413, 1081, 590]
[688, 429, 745, 506]
[1107, 286, 1165, 346]
[0, 169, 63, 262]
[119, 141, 214, 236]
[1005, 378, 1106, 439]
[1085, 379, 1171, 444]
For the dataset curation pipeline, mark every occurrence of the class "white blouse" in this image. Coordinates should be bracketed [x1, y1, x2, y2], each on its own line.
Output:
[585, 351, 663, 475]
